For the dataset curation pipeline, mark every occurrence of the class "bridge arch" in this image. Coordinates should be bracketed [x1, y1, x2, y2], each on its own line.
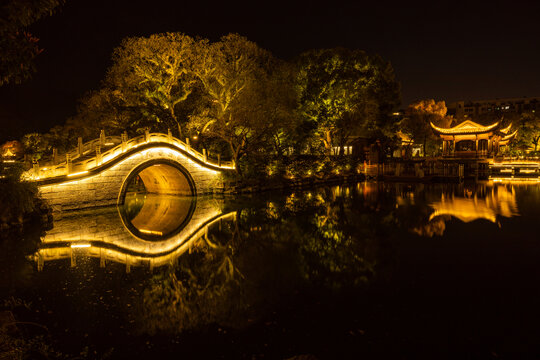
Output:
[118, 158, 197, 204]
[117, 160, 198, 240]
[32, 134, 233, 211]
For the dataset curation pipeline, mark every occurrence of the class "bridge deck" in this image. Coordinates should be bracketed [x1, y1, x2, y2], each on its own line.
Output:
[25, 132, 234, 181]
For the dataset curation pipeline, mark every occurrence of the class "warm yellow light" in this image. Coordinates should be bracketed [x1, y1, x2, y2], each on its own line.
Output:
[489, 177, 540, 183]
[71, 244, 91, 248]
[67, 171, 89, 177]
[139, 229, 163, 236]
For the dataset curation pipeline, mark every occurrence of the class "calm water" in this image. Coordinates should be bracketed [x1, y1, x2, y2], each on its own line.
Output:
[2, 181, 540, 359]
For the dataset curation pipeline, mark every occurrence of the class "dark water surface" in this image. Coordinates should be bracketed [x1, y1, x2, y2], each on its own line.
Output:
[2, 181, 540, 359]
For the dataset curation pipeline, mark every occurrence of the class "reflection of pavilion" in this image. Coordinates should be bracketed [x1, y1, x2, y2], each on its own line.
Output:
[430, 120, 517, 158]
[428, 185, 519, 224]
[32, 196, 235, 272]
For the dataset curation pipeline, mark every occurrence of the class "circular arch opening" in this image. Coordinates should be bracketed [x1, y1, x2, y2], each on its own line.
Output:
[117, 159, 197, 240]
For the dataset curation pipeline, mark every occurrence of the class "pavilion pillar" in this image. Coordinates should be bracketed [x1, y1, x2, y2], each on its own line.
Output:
[100, 130, 105, 147]
[442, 140, 447, 156]
[475, 135, 478, 158]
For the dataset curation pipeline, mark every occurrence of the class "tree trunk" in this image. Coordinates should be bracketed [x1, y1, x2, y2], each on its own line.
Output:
[229, 141, 243, 176]
[323, 130, 333, 155]
[170, 107, 182, 139]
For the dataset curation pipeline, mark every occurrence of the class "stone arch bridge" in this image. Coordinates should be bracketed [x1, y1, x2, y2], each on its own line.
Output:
[25, 131, 235, 211]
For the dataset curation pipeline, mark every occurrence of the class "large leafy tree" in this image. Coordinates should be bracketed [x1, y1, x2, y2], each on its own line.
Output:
[401, 99, 452, 156]
[104, 33, 198, 137]
[0, 0, 63, 86]
[188, 34, 295, 173]
[512, 112, 540, 152]
[295, 48, 400, 155]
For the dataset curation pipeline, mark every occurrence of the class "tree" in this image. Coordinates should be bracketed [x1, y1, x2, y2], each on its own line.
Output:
[295, 48, 400, 155]
[401, 99, 452, 157]
[188, 34, 295, 174]
[511, 112, 540, 153]
[67, 89, 132, 136]
[0, 0, 63, 86]
[104, 33, 198, 137]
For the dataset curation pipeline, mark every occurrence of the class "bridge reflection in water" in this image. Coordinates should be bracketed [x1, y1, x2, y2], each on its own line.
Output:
[32, 194, 235, 272]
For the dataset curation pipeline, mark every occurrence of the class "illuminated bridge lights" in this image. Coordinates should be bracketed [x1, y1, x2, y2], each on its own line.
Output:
[33, 211, 236, 271]
[23, 132, 235, 181]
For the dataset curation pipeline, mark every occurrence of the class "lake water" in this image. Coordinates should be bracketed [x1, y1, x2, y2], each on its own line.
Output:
[2, 180, 540, 359]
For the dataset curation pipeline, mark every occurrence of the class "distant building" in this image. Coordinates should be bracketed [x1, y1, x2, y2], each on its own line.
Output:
[447, 96, 540, 120]
[1, 140, 24, 160]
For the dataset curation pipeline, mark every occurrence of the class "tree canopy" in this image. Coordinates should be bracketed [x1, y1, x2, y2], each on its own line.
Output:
[511, 112, 540, 153]
[104, 33, 199, 137]
[295, 48, 400, 154]
[188, 34, 297, 172]
[33, 32, 403, 177]
[401, 99, 452, 156]
[0, 0, 63, 86]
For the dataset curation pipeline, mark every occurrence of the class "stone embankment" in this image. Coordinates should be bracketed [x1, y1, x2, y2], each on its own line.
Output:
[217, 173, 366, 194]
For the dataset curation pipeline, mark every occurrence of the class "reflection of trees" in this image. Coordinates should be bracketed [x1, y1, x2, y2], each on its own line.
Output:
[302, 189, 380, 288]
[136, 187, 393, 334]
[138, 218, 245, 334]
[0, 223, 43, 290]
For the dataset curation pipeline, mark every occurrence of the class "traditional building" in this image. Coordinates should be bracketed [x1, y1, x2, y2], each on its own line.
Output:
[430, 120, 517, 157]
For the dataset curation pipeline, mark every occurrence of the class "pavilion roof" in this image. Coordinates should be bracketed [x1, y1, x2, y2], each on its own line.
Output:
[430, 120, 500, 135]
[499, 123, 513, 134]
[500, 129, 518, 143]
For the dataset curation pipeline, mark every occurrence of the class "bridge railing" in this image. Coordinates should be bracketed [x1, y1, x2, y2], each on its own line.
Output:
[25, 130, 235, 180]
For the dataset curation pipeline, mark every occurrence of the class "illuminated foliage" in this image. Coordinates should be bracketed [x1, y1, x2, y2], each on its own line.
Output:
[295, 48, 400, 154]
[188, 34, 296, 174]
[0, 163, 39, 227]
[511, 112, 540, 153]
[105, 33, 199, 137]
[401, 99, 452, 156]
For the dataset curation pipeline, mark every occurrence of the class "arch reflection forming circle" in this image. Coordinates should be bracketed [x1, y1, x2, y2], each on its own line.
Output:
[117, 159, 197, 240]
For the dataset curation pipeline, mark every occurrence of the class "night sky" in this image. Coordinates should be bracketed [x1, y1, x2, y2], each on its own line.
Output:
[1, 0, 540, 142]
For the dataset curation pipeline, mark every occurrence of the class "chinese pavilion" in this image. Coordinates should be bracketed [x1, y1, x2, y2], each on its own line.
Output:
[430, 120, 517, 157]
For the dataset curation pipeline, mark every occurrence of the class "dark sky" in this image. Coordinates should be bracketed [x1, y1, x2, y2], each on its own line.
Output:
[2, 0, 540, 142]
